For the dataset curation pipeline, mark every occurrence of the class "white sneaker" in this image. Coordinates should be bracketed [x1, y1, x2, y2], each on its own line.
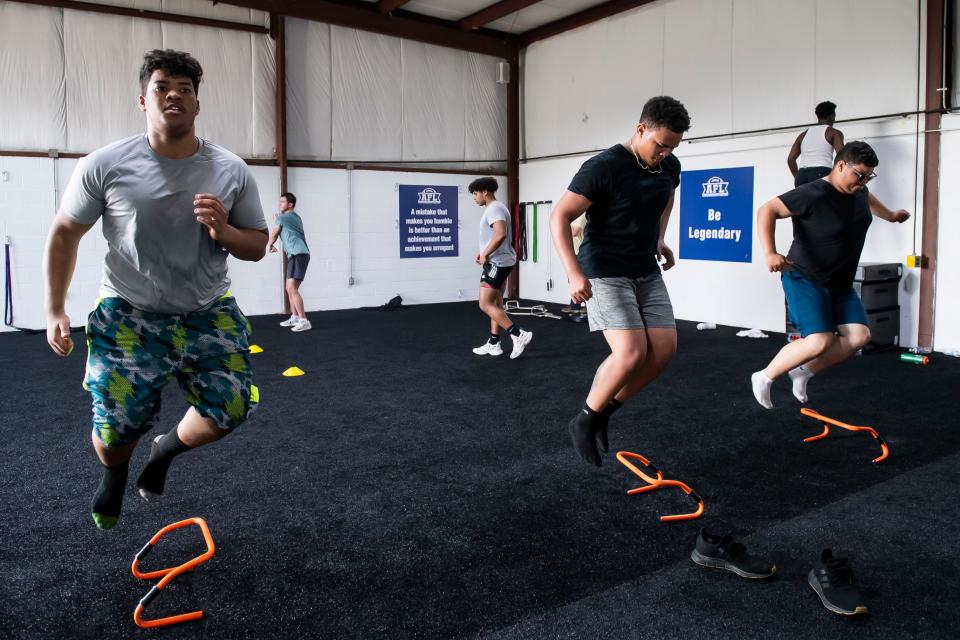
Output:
[279, 315, 298, 327]
[291, 318, 312, 332]
[509, 330, 533, 359]
[472, 341, 503, 356]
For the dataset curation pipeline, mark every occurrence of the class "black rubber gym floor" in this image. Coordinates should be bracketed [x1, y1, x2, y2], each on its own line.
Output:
[1, 301, 957, 639]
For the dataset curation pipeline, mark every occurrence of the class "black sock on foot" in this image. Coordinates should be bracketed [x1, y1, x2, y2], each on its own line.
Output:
[595, 399, 624, 453]
[507, 324, 522, 337]
[489, 334, 500, 345]
[136, 428, 191, 500]
[92, 461, 129, 530]
[568, 405, 602, 466]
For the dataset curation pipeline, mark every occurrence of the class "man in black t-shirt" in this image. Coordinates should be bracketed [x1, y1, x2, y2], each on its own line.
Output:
[751, 141, 910, 409]
[550, 96, 690, 466]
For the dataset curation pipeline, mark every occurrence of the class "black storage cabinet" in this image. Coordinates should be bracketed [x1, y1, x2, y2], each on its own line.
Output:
[855, 262, 902, 351]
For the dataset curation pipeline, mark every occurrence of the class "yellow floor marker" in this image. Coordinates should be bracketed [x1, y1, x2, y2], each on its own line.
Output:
[249, 344, 263, 354]
[282, 366, 305, 377]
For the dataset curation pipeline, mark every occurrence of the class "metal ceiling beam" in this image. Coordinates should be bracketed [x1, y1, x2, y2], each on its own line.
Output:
[7, 0, 269, 33]
[459, 0, 542, 31]
[520, 0, 655, 46]
[377, 0, 410, 14]
[220, 0, 516, 58]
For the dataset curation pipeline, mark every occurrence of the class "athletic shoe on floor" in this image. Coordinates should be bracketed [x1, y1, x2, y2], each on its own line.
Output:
[509, 329, 532, 359]
[808, 549, 868, 615]
[279, 315, 298, 327]
[291, 318, 312, 332]
[690, 529, 777, 579]
[472, 341, 503, 356]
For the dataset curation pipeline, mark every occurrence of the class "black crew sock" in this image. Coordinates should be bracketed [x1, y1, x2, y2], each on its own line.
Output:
[92, 461, 129, 530]
[568, 405, 602, 467]
[489, 334, 501, 345]
[136, 427, 192, 501]
[507, 324, 522, 337]
[595, 399, 624, 453]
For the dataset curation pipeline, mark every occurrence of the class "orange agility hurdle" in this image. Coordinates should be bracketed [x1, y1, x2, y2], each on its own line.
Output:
[615, 451, 704, 522]
[800, 408, 890, 464]
[131, 517, 216, 629]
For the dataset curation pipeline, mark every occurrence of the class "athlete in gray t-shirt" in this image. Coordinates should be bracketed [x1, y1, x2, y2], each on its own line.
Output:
[60, 133, 267, 313]
[43, 49, 268, 530]
[468, 177, 532, 360]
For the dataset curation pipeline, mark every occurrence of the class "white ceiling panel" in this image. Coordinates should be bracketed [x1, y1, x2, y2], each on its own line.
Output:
[76, 1, 624, 35]
[402, 1, 494, 21]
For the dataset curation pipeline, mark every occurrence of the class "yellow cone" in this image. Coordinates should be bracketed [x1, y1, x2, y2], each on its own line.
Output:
[249, 344, 263, 354]
[282, 366, 305, 377]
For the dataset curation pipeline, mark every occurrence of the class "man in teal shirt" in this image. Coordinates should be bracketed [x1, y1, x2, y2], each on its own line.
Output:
[268, 192, 311, 331]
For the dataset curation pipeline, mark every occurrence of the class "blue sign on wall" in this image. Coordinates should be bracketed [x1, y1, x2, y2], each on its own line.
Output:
[679, 167, 754, 263]
[399, 185, 459, 258]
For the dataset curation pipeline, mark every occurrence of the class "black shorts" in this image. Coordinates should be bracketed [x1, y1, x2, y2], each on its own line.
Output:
[794, 166, 831, 187]
[286, 254, 310, 281]
[480, 262, 513, 289]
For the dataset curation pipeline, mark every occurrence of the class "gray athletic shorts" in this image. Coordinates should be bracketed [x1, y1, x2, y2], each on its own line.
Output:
[286, 254, 310, 281]
[585, 273, 676, 332]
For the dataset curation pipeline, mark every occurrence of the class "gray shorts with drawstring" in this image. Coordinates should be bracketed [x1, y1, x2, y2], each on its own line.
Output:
[584, 273, 676, 332]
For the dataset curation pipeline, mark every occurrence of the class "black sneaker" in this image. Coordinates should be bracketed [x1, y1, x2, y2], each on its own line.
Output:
[808, 549, 868, 616]
[690, 529, 776, 579]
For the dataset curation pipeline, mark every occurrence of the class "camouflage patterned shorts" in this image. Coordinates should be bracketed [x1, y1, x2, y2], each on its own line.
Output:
[84, 296, 258, 446]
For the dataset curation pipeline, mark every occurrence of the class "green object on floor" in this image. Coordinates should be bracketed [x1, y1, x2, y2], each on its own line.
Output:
[899, 352, 928, 365]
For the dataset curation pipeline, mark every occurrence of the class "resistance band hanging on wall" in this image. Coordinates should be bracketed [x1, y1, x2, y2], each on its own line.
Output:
[517, 200, 552, 263]
[533, 202, 537, 262]
[514, 202, 528, 261]
[4, 242, 14, 327]
[532, 202, 538, 263]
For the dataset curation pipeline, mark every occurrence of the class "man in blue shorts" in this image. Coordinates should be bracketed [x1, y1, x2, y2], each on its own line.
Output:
[751, 141, 910, 408]
[550, 96, 690, 466]
[43, 49, 268, 529]
[268, 191, 312, 332]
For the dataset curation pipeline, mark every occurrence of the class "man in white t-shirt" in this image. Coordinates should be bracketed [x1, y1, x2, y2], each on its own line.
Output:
[469, 177, 532, 359]
[43, 49, 268, 529]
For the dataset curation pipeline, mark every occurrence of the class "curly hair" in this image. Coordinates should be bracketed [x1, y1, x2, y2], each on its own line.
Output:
[640, 96, 691, 133]
[815, 101, 837, 119]
[468, 177, 499, 194]
[139, 49, 203, 95]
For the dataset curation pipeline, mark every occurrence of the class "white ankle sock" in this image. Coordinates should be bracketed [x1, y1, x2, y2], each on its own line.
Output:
[751, 371, 774, 409]
[788, 365, 813, 403]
